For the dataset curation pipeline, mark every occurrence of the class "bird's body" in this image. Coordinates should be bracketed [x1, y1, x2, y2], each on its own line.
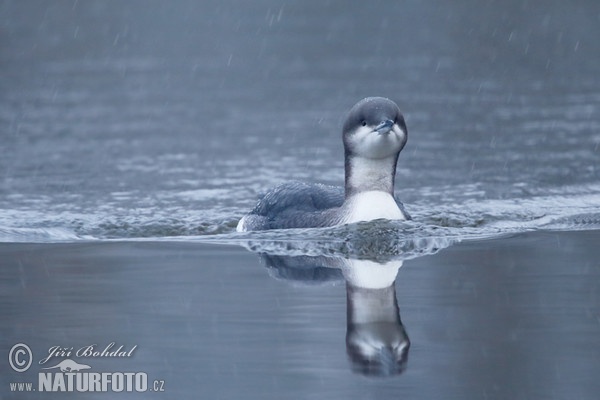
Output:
[237, 97, 410, 232]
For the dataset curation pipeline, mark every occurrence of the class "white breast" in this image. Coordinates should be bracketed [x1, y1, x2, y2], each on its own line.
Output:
[342, 191, 406, 224]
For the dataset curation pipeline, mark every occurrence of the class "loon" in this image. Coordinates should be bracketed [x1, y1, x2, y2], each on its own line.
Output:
[236, 97, 410, 231]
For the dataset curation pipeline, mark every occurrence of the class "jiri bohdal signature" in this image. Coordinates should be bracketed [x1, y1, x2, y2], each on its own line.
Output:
[38, 342, 137, 365]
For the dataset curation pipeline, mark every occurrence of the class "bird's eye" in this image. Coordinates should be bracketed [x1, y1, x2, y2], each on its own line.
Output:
[361, 120, 367, 127]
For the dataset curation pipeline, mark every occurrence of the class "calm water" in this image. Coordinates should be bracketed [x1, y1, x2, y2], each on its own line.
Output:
[1, 0, 600, 398]
[1, 231, 600, 399]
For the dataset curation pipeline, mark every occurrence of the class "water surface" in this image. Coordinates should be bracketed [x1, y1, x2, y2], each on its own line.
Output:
[1, 1, 600, 399]
[1, 0, 599, 241]
[1, 231, 599, 399]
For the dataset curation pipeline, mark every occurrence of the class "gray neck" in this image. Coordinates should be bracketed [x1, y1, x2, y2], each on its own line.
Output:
[344, 153, 398, 198]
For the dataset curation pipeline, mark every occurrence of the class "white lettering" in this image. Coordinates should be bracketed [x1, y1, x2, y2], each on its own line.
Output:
[52, 373, 66, 392]
[124, 372, 135, 391]
[135, 373, 147, 392]
[89, 372, 101, 391]
[101, 372, 111, 392]
[75, 343, 136, 358]
[76, 372, 88, 391]
[112, 372, 124, 392]
[10, 382, 34, 392]
[39, 373, 52, 391]
[65, 373, 75, 391]
[39, 346, 73, 365]
[37, 372, 149, 392]
[76, 344, 95, 357]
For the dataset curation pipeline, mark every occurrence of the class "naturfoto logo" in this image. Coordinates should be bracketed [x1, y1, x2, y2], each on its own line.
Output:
[7, 342, 165, 394]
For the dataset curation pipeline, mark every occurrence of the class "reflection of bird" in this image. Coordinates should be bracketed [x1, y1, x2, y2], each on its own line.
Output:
[343, 259, 409, 376]
[346, 284, 409, 376]
[260, 252, 410, 376]
[260, 254, 345, 285]
[237, 97, 410, 231]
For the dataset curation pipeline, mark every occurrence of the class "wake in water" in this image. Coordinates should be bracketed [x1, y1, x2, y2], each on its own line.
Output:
[0, 184, 599, 261]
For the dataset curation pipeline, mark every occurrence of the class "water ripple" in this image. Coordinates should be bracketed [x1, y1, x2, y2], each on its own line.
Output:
[0, 185, 598, 263]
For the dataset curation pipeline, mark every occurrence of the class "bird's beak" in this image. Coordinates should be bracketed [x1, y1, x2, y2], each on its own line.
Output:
[374, 119, 394, 134]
